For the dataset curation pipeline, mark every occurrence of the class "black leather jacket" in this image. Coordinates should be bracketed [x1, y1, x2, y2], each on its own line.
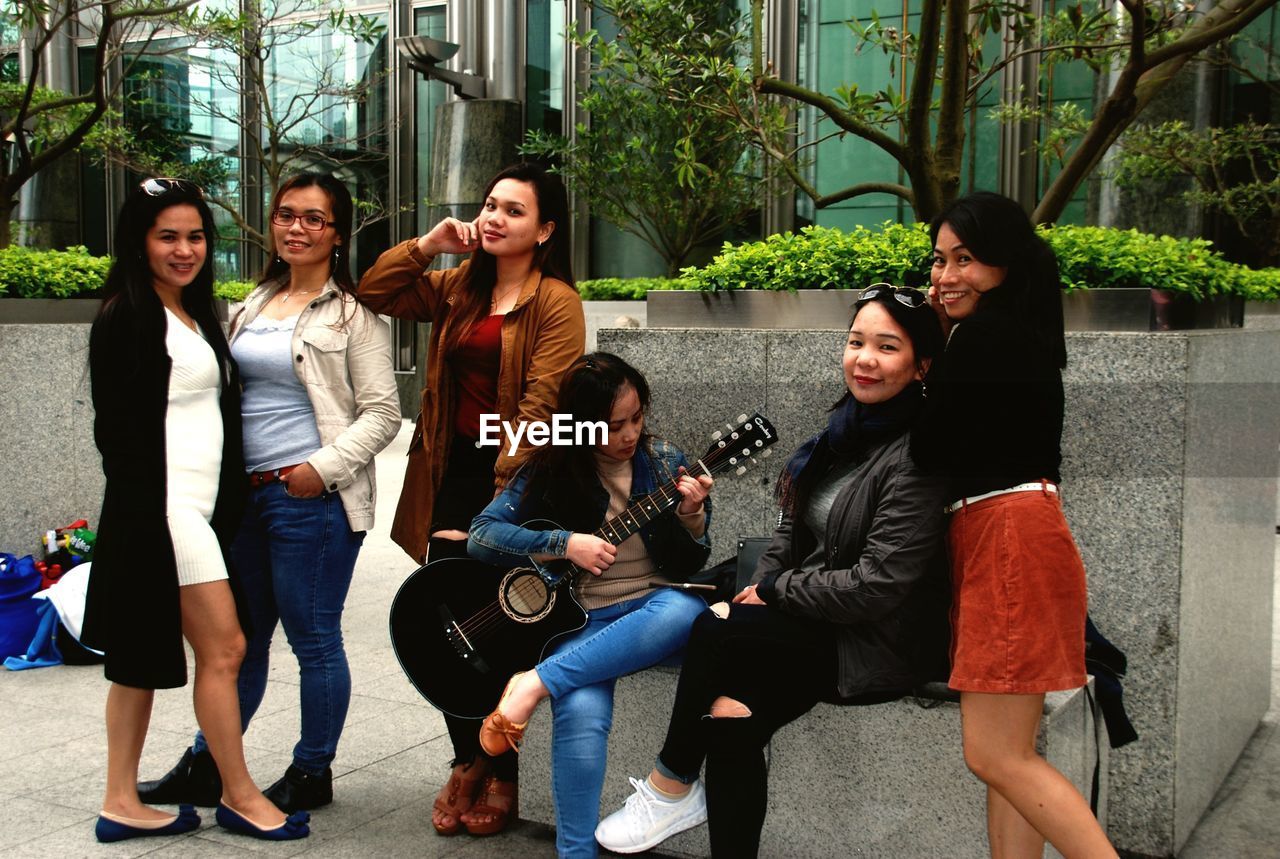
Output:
[753, 428, 950, 699]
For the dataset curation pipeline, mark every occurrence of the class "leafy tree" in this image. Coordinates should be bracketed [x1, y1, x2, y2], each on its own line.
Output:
[1113, 120, 1280, 265]
[0, 0, 197, 247]
[521, 0, 768, 277]
[641, 0, 1278, 224]
[95, 0, 393, 258]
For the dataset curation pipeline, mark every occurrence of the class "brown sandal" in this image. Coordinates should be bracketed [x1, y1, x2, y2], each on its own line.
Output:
[461, 776, 517, 836]
[479, 672, 529, 756]
[432, 762, 486, 836]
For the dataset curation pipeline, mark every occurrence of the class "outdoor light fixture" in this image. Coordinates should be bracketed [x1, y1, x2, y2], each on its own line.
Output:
[396, 36, 487, 100]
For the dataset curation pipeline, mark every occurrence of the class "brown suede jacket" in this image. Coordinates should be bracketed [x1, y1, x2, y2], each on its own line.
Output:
[357, 239, 586, 562]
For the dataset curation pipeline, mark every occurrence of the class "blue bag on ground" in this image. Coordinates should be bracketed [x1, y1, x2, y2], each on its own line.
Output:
[0, 554, 41, 659]
[4, 599, 62, 670]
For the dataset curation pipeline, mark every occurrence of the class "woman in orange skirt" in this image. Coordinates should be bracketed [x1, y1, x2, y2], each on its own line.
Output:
[926, 192, 1117, 858]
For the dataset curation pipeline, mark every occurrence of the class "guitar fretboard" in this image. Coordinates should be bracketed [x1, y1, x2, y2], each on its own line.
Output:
[592, 460, 712, 546]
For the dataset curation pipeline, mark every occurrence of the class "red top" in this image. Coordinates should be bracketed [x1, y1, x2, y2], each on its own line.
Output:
[453, 314, 504, 438]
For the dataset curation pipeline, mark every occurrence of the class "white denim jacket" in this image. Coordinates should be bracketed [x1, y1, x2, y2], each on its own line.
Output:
[230, 277, 401, 531]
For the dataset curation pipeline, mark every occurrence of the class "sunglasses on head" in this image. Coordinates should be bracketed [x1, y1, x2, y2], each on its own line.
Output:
[856, 283, 927, 308]
[139, 177, 204, 198]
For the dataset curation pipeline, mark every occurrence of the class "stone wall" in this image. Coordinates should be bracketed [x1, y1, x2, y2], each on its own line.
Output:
[598, 326, 1280, 857]
[0, 323, 102, 556]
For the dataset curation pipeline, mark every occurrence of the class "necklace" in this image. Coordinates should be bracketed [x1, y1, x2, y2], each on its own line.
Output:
[281, 286, 322, 304]
[490, 282, 522, 310]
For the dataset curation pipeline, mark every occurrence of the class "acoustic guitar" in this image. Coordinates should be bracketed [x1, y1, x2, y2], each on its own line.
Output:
[388, 412, 778, 718]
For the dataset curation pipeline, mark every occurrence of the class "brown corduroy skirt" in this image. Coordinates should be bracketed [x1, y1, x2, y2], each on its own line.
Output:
[947, 486, 1087, 694]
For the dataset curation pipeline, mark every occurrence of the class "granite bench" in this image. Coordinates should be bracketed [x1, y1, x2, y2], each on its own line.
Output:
[519, 669, 1105, 858]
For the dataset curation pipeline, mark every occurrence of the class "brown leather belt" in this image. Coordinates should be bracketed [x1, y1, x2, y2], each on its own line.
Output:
[248, 464, 300, 488]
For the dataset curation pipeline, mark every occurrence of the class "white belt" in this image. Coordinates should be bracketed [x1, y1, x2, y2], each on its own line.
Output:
[945, 481, 1057, 514]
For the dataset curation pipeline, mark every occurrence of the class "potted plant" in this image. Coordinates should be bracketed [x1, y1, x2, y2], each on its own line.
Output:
[644, 223, 1278, 331]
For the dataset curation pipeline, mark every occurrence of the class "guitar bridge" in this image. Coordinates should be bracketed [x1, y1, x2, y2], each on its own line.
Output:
[439, 604, 490, 674]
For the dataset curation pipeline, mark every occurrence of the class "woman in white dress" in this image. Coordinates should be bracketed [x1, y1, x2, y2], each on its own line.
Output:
[84, 180, 308, 843]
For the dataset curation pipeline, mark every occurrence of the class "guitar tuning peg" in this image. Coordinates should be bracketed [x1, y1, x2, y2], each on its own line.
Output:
[762, 448, 773, 458]
[737, 413, 748, 424]
[736, 465, 747, 476]
[711, 430, 723, 441]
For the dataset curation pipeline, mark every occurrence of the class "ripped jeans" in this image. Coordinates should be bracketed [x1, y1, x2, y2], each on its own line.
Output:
[654, 604, 839, 859]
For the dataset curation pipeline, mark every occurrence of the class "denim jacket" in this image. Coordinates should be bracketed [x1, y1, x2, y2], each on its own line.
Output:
[468, 438, 712, 582]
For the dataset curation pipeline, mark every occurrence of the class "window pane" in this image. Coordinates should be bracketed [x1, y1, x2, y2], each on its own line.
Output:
[414, 5, 448, 236]
[527, 0, 566, 134]
[261, 12, 391, 282]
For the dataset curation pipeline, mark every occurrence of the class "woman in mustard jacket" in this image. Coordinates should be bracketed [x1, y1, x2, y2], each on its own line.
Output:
[357, 162, 585, 837]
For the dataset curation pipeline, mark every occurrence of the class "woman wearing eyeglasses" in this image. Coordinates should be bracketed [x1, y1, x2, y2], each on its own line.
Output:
[595, 286, 951, 857]
[926, 192, 1116, 857]
[86, 178, 307, 842]
[137, 173, 400, 816]
[357, 162, 584, 837]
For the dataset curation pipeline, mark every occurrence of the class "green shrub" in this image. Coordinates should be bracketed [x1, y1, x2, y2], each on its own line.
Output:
[577, 277, 687, 300]
[214, 280, 256, 302]
[0, 245, 111, 298]
[1043, 226, 1229, 300]
[679, 223, 932, 292]
[676, 221, 1279, 300]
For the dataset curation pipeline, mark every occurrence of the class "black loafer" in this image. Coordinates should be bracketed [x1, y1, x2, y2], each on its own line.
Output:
[263, 765, 333, 813]
[138, 747, 223, 807]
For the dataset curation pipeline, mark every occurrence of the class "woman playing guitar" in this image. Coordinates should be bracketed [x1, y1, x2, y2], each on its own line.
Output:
[466, 352, 713, 856]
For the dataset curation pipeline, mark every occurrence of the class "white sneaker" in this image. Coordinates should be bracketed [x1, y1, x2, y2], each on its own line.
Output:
[595, 776, 707, 854]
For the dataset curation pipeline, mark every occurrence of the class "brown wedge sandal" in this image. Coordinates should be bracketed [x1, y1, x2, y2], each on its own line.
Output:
[461, 776, 517, 836]
[432, 761, 487, 836]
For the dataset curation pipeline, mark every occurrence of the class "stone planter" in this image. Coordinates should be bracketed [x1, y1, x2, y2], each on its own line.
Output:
[597, 325, 1280, 857]
[1246, 299, 1280, 329]
[0, 298, 229, 554]
[647, 288, 1245, 331]
[0, 297, 230, 324]
[0, 298, 101, 323]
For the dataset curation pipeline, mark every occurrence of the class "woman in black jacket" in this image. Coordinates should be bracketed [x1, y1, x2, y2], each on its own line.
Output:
[85, 180, 307, 843]
[595, 287, 950, 857]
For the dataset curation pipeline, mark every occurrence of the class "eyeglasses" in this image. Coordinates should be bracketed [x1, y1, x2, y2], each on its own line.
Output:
[856, 283, 927, 308]
[139, 177, 203, 198]
[271, 209, 335, 232]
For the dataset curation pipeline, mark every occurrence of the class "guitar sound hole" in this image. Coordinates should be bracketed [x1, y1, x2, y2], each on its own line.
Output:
[499, 569, 555, 623]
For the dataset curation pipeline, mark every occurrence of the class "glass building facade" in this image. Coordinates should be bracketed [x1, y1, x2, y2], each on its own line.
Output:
[12, 0, 1277, 277]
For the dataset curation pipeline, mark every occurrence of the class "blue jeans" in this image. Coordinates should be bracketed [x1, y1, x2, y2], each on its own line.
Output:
[193, 482, 364, 773]
[539, 588, 707, 858]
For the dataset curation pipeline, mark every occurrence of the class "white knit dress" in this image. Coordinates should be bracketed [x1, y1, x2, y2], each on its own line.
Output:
[163, 308, 228, 586]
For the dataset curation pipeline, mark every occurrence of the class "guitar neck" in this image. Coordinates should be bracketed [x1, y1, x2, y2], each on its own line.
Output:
[591, 459, 710, 546]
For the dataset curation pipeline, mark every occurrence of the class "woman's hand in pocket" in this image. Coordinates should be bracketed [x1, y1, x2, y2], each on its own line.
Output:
[283, 462, 325, 498]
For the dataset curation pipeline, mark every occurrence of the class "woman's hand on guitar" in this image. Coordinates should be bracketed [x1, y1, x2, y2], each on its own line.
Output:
[675, 466, 713, 516]
[566, 534, 617, 576]
[732, 584, 766, 605]
[417, 217, 482, 257]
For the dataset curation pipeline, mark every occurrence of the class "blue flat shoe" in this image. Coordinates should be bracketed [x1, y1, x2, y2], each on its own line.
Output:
[95, 804, 200, 843]
[215, 803, 310, 841]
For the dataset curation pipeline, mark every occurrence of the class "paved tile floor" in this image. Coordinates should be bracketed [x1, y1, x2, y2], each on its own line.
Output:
[0, 421, 1275, 857]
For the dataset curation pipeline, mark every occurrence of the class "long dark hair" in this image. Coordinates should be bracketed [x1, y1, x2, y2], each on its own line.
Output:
[523, 352, 651, 532]
[96, 181, 233, 378]
[443, 163, 574, 357]
[260, 172, 356, 294]
[930, 191, 1067, 369]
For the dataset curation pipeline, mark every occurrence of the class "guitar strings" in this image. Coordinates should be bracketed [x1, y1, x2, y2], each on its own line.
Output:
[450, 429, 755, 641]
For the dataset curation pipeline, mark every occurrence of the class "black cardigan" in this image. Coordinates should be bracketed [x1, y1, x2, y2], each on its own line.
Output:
[931, 305, 1064, 501]
[81, 294, 247, 689]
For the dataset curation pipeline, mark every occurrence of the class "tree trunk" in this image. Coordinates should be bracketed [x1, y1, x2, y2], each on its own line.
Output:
[0, 198, 14, 249]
